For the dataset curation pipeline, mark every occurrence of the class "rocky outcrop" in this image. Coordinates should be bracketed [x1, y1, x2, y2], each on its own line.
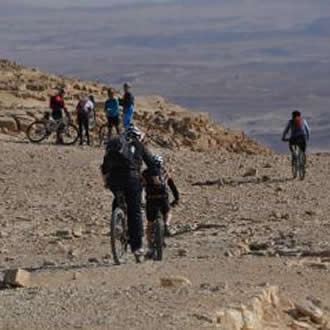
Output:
[216, 286, 282, 330]
[0, 58, 271, 154]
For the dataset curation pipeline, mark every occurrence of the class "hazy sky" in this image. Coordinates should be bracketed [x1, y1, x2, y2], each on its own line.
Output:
[1, 0, 174, 7]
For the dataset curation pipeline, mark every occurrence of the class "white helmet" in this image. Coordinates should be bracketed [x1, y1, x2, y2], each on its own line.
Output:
[152, 154, 164, 167]
[125, 125, 145, 142]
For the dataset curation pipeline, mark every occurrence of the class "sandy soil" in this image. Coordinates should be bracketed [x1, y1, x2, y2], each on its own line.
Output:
[0, 134, 329, 329]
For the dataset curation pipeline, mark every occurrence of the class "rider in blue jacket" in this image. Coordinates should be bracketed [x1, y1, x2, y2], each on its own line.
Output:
[282, 110, 311, 153]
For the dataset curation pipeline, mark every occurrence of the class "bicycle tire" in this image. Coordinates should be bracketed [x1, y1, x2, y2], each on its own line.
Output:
[26, 121, 48, 143]
[110, 207, 128, 265]
[62, 123, 79, 145]
[298, 151, 306, 180]
[99, 124, 109, 147]
[292, 158, 298, 179]
[153, 212, 165, 261]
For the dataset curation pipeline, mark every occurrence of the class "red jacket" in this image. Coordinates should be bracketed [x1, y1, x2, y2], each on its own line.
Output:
[50, 95, 65, 113]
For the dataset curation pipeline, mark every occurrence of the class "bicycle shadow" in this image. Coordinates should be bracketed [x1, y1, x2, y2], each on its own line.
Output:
[0, 138, 30, 145]
[2, 137, 104, 149]
[0, 260, 123, 290]
[1, 138, 82, 148]
[192, 175, 293, 187]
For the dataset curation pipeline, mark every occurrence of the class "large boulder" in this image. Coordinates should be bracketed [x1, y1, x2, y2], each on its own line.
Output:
[0, 116, 17, 131]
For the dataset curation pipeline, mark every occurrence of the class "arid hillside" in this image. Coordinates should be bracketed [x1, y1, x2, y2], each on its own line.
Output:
[0, 59, 270, 154]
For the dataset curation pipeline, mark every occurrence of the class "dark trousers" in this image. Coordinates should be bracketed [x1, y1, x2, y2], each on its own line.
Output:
[289, 136, 307, 153]
[110, 176, 143, 252]
[107, 116, 120, 137]
[78, 112, 90, 145]
[52, 111, 64, 143]
[146, 198, 170, 222]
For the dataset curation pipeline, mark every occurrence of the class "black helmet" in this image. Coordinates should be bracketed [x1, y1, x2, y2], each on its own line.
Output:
[89, 95, 95, 104]
[292, 110, 301, 118]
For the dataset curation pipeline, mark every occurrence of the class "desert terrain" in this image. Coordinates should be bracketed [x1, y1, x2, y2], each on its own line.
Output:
[0, 60, 329, 329]
[2, 0, 330, 151]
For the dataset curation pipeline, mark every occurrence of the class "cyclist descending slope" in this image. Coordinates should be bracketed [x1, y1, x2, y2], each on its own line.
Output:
[142, 155, 179, 259]
[101, 126, 157, 259]
[282, 110, 311, 153]
[282, 110, 311, 179]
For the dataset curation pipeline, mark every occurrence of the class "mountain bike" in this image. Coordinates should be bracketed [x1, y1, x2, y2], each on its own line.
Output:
[145, 200, 178, 261]
[284, 139, 306, 180]
[110, 192, 129, 265]
[110, 192, 147, 264]
[99, 123, 110, 147]
[26, 112, 79, 145]
[291, 144, 306, 180]
[98, 123, 121, 147]
[151, 211, 165, 261]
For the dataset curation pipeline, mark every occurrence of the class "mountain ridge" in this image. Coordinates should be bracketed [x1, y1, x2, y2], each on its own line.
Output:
[0, 58, 271, 155]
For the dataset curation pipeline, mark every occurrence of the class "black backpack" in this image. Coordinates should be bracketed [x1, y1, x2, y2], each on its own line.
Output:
[104, 135, 136, 170]
[144, 167, 168, 196]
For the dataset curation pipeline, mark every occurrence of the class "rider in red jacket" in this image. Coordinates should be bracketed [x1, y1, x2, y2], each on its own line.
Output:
[49, 88, 71, 144]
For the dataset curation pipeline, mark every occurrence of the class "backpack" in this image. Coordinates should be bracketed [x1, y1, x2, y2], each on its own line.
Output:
[104, 135, 136, 170]
[291, 116, 305, 135]
[77, 99, 89, 114]
[50, 95, 64, 110]
[145, 167, 168, 196]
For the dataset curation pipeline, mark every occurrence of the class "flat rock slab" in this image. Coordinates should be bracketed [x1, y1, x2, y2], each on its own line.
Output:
[3, 269, 31, 288]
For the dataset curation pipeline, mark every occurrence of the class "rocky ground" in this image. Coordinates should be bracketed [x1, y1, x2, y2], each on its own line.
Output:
[0, 59, 329, 329]
[0, 133, 329, 329]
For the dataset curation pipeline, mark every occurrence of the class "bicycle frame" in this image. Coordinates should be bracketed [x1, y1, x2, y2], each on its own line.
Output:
[291, 144, 306, 180]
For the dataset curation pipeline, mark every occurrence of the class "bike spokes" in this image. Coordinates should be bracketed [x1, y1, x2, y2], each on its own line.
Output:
[99, 125, 109, 147]
[298, 152, 306, 180]
[291, 151, 298, 179]
[153, 214, 165, 261]
[110, 208, 128, 265]
[61, 123, 79, 145]
[291, 147, 306, 180]
[26, 121, 48, 143]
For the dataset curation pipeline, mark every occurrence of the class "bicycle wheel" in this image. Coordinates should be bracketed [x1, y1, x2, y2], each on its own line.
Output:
[291, 148, 298, 179]
[61, 123, 79, 145]
[153, 212, 165, 261]
[99, 124, 109, 147]
[26, 121, 48, 143]
[298, 151, 306, 180]
[110, 207, 128, 265]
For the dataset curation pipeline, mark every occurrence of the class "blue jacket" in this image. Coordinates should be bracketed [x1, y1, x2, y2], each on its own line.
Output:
[105, 98, 120, 118]
[282, 118, 311, 140]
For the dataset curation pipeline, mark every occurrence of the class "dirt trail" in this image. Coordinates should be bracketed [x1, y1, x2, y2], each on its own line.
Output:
[0, 135, 329, 329]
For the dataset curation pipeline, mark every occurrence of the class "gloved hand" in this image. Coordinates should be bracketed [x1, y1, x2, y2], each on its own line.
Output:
[102, 174, 109, 188]
[170, 200, 179, 208]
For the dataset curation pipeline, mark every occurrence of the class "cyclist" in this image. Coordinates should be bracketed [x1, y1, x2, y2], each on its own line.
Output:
[120, 82, 135, 129]
[76, 95, 95, 145]
[104, 88, 120, 137]
[282, 110, 311, 154]
[142, 155, 179, 258]
[88, 95, 96, 129]
[101, 126, 157, 259]
[49, 88, 71, 144]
